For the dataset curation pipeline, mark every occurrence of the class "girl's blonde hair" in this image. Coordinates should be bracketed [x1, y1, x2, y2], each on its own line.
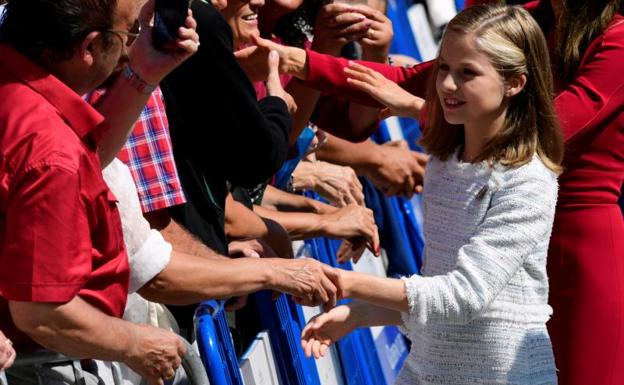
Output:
[420, 5, 564, 174]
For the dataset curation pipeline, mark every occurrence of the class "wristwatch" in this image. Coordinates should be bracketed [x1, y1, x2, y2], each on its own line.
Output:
[122, 65, 157, 95]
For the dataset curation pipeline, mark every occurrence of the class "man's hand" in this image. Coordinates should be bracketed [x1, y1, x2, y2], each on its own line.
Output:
[361, 140, 428, 197]
[321, 205, 380, 254]
[125, 325, 186, 385]
[312, 3, 372, 56]
[129, 0, 200, 85]
[292, 161, 365, 207]
[0, 329, 16, 370]
[270, 258, 342, 308]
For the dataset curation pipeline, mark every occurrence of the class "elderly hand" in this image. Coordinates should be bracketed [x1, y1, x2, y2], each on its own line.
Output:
[125, 325, 186, 385]
[352, 5, 393, 62]
[345, 61, 425, 119]
[362, 140, 428, 197]
[292, 161, 365, 207]
[128, 0, 200, 85]
[270, 258, 342, 308]
[0, 330, 16, 370]
[312, 3, 372, 56]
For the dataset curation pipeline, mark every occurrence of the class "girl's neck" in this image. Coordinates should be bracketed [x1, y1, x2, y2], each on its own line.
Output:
[461, 111, 507, 163]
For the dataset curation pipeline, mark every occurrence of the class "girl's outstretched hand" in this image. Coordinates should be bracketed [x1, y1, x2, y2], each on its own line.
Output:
[301, 305, 359, 359]
[344, 61, 424, 119]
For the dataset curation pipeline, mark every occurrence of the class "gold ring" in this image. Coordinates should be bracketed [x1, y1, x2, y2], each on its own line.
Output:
[367, 28, 375, 38]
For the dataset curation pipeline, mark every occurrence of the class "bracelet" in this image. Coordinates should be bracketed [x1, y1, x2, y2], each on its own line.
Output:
[122, 65, 157, 95]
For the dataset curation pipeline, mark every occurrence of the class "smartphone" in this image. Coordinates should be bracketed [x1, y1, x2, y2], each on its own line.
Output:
[153, 0, 190, 50]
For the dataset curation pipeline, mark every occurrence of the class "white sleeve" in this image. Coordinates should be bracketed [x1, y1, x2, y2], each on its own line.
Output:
[401, 168, 557, 329]
[102, 159, 171, 293]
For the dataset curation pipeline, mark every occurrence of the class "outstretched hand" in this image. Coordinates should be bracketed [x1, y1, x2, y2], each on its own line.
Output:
[301, 305, 359, 359]
[345, 61, 424, 119]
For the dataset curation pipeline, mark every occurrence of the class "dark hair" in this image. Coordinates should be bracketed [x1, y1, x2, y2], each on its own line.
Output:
[533, 0, 621, 83]
[0, 0, 118, 64]
[420, 5, 564, 173]
[273, 0, 330, 48]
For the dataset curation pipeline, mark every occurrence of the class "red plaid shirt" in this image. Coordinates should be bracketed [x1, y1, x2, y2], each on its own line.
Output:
[116, 87, 186, 213]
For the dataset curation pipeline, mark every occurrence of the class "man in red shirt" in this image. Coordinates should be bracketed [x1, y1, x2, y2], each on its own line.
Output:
[0, 0, 198, 383]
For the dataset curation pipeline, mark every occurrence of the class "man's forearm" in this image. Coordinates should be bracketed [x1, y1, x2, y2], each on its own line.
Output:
[156, 213, 227, 260]
[9, 297, 137, 362]
[253, 205, 327, 240]
[138, 251, 278, 305]
[315, 135, 381, 174]
[93, 73, 153, 168]
[261, 185, 333, 214]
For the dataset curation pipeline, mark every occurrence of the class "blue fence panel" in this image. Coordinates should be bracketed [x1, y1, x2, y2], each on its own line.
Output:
[195, 300, 245, 385]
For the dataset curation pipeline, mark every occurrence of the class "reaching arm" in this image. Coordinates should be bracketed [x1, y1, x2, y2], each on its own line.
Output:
[340, 168, 558, 326]
[9, 297, 185, 385]
[96, 5, 199, 167]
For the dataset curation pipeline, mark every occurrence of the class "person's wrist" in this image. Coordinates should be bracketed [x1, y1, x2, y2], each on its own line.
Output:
[347, 302, 367, 329]
[284, 47, 309, 80]
[361, 45, 390, 64]
[122, 65, 158, 95]
[263, 258, 279, 290]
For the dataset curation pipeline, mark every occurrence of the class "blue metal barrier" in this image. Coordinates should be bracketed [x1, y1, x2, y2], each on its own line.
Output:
[252, 291, 323, 385]
[195, 300, 244, 385]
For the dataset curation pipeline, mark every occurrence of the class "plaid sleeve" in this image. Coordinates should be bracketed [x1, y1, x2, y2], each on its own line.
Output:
[117, 87, 186, 213]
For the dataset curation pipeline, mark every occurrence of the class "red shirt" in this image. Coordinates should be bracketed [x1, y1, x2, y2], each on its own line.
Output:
[0, 44, 130, 345]
[88, 88, 187, 213]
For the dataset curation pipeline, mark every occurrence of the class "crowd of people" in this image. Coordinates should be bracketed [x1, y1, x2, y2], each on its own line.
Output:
[0, 0, 622, 384]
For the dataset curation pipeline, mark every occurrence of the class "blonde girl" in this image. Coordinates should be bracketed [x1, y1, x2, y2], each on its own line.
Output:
[300, 5, 564, 384]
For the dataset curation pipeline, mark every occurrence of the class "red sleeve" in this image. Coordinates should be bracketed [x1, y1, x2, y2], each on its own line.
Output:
[554, 17, 624, 142]
[305, 49, 435, 107]
[0, 164, 92, 302]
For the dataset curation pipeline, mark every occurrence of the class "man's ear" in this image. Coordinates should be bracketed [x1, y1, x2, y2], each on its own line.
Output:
[78, 31, 102, 67]
[505, 73, 527, 97]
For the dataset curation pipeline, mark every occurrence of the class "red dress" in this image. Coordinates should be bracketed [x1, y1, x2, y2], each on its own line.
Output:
[303, 7, 624, 384]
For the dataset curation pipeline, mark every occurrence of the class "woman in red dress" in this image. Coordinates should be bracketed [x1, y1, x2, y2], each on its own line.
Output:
[237, 0, 624, 382]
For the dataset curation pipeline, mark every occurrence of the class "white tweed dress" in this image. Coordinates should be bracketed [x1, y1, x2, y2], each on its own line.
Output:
[396, 152, 558, 385]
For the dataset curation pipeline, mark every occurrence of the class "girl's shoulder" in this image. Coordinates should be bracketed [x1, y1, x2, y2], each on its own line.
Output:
[493, 156, 559, 204]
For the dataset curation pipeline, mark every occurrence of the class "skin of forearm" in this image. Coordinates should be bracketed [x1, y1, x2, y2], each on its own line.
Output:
[93, 74, 153, 168]
[159, 216, 227, 260]
[9, 298, 138, 362]
[341, 270, 409, 313]
[285, 81, 322, 146]
[283, 46, 310, 80]
[261, 185, 332, 214]
[254, 205, 328, 240]
[138, 251, 276, 305]
[315, 135, 382, 175]
[349, 301, 403, 328]
[224, 195, 294, 258]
